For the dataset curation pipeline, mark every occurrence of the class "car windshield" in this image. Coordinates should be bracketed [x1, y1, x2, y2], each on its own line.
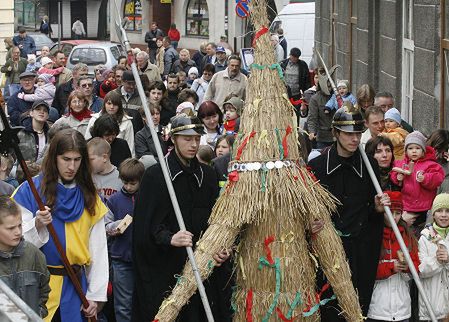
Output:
[70, 48, 107, 65]
[30, 34, 53, 49]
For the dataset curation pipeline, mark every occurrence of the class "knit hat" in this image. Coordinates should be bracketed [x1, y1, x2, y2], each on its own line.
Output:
[385, 191, 403, 212]
[337, 80, 349, 89]
[405, 131, 426, 151]
[176, 101, 195, 114]
[384, 107, 402, 125]
[188, 67, 199, 76]
[431, 193, 449, 215]
[223, 97, 244, 115]
[27, 54, 36, 62]
[40, 56, 53, 66]
[101, 69, 114, 80]
[37, 73, 54, 84]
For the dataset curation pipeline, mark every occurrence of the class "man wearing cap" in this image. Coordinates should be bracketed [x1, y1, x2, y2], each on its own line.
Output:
[132, 113, 232, 321]
[17, 100, 50, 164]
[13, 27, 36, 58]
[7, 71, 37, 126]
[112, 70, 144, 133]
[172, 49, 197, 75]
[280, 47, 310, 96]
[204, 55, 247, 108]
[53, 63, 88, 116]
[308, 103, 391, 320]
[214, 46, 228, 72]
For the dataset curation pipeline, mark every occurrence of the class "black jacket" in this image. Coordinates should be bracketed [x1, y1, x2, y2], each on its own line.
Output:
[52, 81, 74, 116]
[110, 138, 131, 167]
[135, 125, 168, 159]
[132, 152, 230, 321]
[144, 29, 164, 49]
[280, 58, 310, 94]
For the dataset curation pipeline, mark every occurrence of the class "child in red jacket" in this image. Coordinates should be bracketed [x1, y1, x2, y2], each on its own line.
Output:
[368, 191, 419, 321]
[391, 131, 445, 231]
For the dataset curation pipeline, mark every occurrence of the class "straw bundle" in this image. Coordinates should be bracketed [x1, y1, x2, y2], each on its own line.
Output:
[154, 0, 363, 321]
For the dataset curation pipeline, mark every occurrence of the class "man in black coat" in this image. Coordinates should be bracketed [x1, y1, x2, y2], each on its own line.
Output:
[132, 114, 232, 322]
[280, 47, 310, 99]
[308, 103, 390, 319]
[144, 22, 164, 64]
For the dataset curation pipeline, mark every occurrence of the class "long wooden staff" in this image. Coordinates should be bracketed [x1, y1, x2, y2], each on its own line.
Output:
[0, 107, 96, 322]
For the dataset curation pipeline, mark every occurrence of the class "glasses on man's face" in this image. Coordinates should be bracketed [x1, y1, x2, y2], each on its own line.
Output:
[81, 83, 93, 88]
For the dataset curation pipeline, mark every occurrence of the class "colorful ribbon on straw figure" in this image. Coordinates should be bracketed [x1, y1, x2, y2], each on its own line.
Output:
[282, 125, 293, 159]
[252, 26, 269, 47]
[250, 63, 284, 80]
[246, 288, 254, 322]
[235, 131, 257, 160]
[274, 128, 284, 160]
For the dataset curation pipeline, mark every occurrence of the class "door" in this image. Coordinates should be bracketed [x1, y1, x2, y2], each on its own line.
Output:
[70, 1, 87, 38]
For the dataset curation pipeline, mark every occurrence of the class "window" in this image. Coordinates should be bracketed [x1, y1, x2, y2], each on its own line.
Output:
[401, 0, 414, 124]
[124, 0, 142, 32]
[70, 48, 107, 66]
[186, 0, 209, 37]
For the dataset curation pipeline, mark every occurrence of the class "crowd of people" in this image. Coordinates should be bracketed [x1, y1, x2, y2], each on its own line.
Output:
[0, 20, 448, 322]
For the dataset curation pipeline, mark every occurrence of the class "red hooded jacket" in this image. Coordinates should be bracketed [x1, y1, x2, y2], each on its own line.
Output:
[390, 146, 445, 212]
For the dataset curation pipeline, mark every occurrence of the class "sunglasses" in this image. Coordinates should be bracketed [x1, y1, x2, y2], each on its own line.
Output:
[81, 83, 93, 88]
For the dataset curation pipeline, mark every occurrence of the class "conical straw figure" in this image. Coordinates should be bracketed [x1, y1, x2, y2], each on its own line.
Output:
[154, 0, 364, 320]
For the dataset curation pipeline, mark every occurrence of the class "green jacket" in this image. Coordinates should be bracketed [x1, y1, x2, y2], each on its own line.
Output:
[0, 239, 50, 317]
[0, 58, 27, 84]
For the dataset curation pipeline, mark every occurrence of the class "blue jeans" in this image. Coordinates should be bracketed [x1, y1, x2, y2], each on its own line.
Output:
[112, 259, 134, 322]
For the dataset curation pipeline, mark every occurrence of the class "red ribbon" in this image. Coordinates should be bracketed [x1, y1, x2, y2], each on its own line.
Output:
[290, 97, 303, 106]
[252, 26, 269, 47]
[282, 125, 293, 159]
[317, 283, 330, 302]
[246, 289, 254, 322]
[235, 131, 256, 160]
[264, 235, 275, 265]
[306, 166, 318, 182]
[276, 307, 297, 322]
[228, 170, 239, 182]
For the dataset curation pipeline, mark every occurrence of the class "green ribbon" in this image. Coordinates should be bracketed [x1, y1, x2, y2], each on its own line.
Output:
[335, 229, 351, 237]
[258, 257, 281, 322]
[230, 286, 238, 312]
[303, 295, 336, 317]
[207, 259, 214, 270]
[260, 169, 268, 192]
[274, 128, 284, 160]
[174, 274, 185, 286]
[286, 291, 302, 319]
[250, 63, 284, 80]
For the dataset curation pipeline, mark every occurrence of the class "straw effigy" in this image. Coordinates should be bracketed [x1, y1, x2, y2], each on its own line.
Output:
[154, 0, 363, 321]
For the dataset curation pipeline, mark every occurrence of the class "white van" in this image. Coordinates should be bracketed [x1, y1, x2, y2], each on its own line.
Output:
[270, 1, 315, 66]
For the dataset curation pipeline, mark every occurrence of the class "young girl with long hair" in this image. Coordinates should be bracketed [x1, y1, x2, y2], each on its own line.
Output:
[85, 90, 135, 156]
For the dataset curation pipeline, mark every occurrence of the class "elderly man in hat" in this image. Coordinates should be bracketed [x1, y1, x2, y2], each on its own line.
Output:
[13, 26, 36, 58]
[7, 71, 37, 126]
[132, 113, 232, 321]
[308, 103, 391, 320]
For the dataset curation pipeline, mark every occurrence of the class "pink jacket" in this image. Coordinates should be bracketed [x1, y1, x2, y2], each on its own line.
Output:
[38, 66, 64, 77]
[390, 146, 445, 212]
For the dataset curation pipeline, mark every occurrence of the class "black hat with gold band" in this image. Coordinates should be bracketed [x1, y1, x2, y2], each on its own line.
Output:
[332, 101, 365, 133]
[170, 113, 206, 136]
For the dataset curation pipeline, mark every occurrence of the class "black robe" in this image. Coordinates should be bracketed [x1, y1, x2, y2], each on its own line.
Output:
[132, 151, 232, 322]
[308, 144, 384, 319]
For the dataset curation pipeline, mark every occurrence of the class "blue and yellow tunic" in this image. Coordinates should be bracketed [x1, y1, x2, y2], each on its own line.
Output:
[12, 176, 107, 322]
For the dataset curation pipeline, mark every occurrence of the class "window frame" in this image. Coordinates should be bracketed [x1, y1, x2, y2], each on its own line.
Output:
[185, 0, 209, 38]
[123, 0, 142, 32]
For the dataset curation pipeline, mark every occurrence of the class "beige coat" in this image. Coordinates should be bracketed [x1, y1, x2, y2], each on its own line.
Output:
[57, 67, 73, 86]
[141, 62, 162, 83]
[52, 114, 91, 137]
[203, 68, 247, 108]
[156, 47, 165, 76]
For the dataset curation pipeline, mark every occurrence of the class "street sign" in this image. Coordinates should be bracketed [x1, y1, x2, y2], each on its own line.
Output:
[236, 0, 250, 18]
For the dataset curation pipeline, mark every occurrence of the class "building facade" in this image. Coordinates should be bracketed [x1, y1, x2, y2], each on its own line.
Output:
[110, 0, 289, 53]
[13, 0, 109, 40]
[315, 0, 449, 133]
[0, 0, 14, 64]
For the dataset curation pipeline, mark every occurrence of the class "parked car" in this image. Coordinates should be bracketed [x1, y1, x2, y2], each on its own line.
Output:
[49, 39, 100, 58]
[66, 42, 126, 75]
[16, 33, 54, 56]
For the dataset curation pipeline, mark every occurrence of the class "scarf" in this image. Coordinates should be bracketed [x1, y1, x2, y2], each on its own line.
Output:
[69, 108, 92, 121]
[433, 222, 449, 239]
[379, 167, 391, 190]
